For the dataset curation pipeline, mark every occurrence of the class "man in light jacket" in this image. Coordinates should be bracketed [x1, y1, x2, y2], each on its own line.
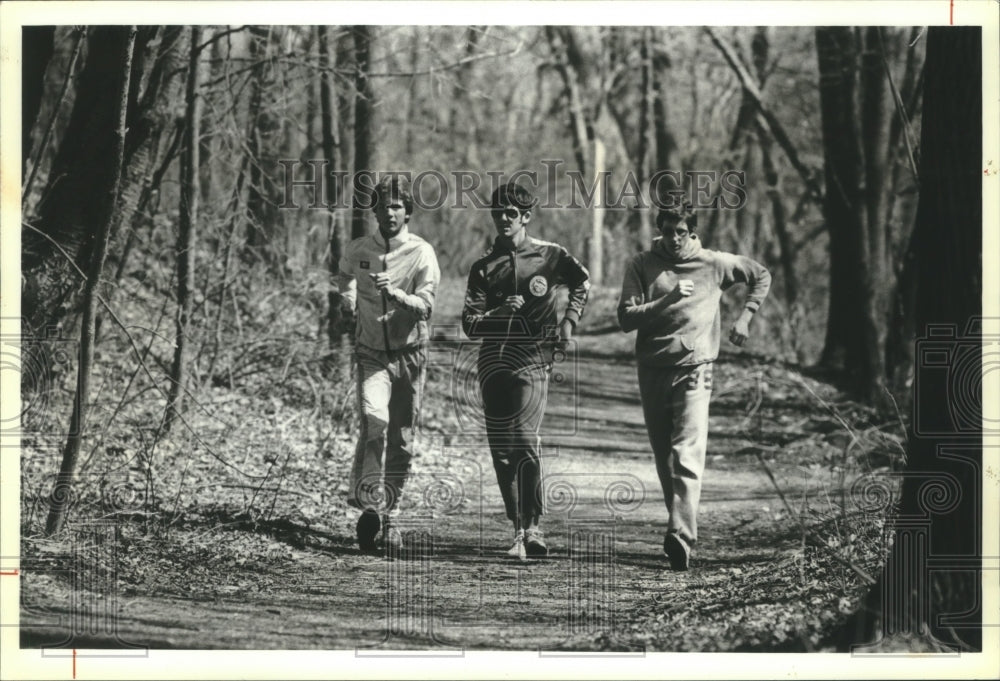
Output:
[336, 174, 440, 556]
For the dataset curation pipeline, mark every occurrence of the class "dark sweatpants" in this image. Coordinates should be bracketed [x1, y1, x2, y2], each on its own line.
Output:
[477, 344, 550, 527]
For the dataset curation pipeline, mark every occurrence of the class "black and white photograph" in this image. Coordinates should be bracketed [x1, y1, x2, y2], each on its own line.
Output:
[1, 1, 997, 678]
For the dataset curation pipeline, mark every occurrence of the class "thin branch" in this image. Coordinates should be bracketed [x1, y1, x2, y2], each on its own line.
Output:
[193, 25, 249, 55]
[21, 222, 262, 479]
[704, 27, 824, 203]
[877, 28, 920, 185]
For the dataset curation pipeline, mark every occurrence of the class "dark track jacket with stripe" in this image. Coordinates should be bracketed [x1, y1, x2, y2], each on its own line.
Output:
[462, 234, 590, 364]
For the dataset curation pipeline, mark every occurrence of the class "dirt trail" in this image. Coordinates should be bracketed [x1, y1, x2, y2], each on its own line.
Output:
[21, 336, 860, 651]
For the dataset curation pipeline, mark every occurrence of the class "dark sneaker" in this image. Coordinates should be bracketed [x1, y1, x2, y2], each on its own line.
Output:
[382, 520, 403, 559]
[524, 529, 548, 557]
[506, 530, 526, 560]
[356, 509, 380, 553]
[663, 532, 690, 571]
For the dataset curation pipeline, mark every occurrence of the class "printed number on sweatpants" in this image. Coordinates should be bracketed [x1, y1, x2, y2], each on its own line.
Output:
[686, 366, 712, 392]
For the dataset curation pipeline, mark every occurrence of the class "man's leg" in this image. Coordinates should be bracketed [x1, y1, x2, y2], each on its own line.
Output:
[385, 346, 426, 513]
[666, 363, 712, 547]
[348, 350, 392, 512]
[479, 356, 519, 525]
[509, 364, 549, 526]
[509, 362, 550, 555]
[637, 363, 676, 517]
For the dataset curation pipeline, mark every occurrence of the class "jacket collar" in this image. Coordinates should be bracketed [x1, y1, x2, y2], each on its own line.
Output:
[492, 233, 538, 255]
[653, 233, 701, 262]
[373, 224, 412, 249]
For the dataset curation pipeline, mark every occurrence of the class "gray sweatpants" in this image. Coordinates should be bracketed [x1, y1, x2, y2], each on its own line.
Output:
[637, 362, 712, 545]
[347, 344, 426, 514]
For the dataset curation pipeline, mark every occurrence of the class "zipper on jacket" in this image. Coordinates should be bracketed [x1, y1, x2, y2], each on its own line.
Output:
[500, 249, 517, 361]
[381, 235, 391, 352]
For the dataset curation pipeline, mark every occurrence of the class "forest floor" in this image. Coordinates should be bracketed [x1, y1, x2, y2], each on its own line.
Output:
[16, 277, 905, 652]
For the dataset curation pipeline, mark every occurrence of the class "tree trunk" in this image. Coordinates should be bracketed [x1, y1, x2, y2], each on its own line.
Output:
[547, 26, 603, 283]
[450, 27, 481, 166]
[651, 42, 681, 204]
[45, 27, 136, 536]
[842, 26, 982, 651]
[319, 25, 348, 348]
[883, 26, 925, 394]
[547, 27, 592, 178]
[816, 27, 895, 401]
[22, 27, 84, 206]
[351, 25, 374, 240]
[245, 27, 279, 257]
[21, 26, 55, 175]
[856, 26, 893, 402]
[590, 137, 606, 286]
[164, 26, 203, 432]
[758, 132, 798, 305]
[636, 28, 654, 249]
[815, 27, 866, 380]
[23, 27, 188, 338]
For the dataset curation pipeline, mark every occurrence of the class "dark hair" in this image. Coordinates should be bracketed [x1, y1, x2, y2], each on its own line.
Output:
[373, 174, 414, 216]
[656, 200, 697, 231]
[490, 182, 538, 212]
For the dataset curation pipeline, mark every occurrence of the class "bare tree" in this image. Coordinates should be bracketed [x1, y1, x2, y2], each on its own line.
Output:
[545, 26, 605, 284]
[21, 26, 55, 175]
[843, 25, 982, 651]
[815, 27, 896, 402]
[351, 25, 375, 240]
[23, 26, 188, 335]
[164, 26, 204, 431]
[45, 27, 137, 535]
[319, 25, 349, 347]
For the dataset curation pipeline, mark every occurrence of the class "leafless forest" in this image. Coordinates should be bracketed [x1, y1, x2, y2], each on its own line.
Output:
[13, 24, 983, 654]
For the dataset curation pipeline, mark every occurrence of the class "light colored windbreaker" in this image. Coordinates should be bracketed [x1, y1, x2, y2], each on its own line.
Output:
[336, 225, 441, 352]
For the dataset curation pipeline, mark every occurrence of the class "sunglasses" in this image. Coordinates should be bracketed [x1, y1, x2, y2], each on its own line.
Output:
[491, 206, 523, 220]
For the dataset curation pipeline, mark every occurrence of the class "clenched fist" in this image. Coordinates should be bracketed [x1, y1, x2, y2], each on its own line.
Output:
[729, 313, 751, 346]
[369, 272, 394, 295]
[501, 294, 525, 312]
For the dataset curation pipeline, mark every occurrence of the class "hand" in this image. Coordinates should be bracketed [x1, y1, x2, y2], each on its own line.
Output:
[677, 279, 694, 297]
[556, 318, 574, 350]
[501, 295, 525, 312]
[729, 312, 751, 346]
[369, 272, 394, 295]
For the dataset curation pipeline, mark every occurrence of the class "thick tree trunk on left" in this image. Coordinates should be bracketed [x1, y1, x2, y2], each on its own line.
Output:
[21, 26, 55, 175]
[45, 27, 137, 536]
[23, 27, 188, 335]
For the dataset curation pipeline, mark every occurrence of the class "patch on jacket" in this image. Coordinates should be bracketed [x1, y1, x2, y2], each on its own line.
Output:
[360, 260, 370, 269]
[528, 275, 548, 297]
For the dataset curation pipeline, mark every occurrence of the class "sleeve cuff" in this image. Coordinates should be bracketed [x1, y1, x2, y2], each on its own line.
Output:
[563, 309, 581, 326]
[744, 302, 760, 313]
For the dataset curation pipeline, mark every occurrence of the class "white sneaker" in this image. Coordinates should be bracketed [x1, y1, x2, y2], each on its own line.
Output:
[506, 530, 526, 560]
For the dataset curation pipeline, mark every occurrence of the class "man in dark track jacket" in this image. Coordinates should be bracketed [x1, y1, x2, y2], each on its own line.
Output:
[462, 181, 590, 559]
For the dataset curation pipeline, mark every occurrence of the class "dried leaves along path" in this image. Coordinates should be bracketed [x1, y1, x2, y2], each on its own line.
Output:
[22, 335, 874, 652]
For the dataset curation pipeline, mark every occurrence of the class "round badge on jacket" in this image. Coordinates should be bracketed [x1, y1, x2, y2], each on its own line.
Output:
[528, 275, 549, 297]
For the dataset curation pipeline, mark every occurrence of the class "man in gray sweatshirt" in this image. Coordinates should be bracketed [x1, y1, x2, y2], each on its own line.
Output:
[617, 202, 771, 570]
